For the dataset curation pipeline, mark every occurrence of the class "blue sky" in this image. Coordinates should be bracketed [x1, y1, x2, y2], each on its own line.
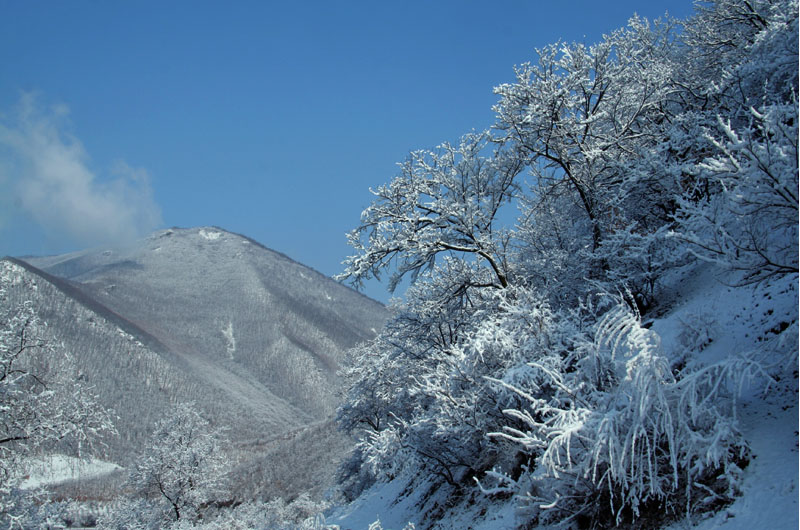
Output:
[0, 1, 694, 302]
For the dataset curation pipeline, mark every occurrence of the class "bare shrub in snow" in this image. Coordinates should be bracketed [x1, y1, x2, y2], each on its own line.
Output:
[482, 299, 768, 527]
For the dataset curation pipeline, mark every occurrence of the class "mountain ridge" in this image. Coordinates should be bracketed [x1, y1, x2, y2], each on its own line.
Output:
[3, 226, 388, 466]
[3, 256, 173, 356]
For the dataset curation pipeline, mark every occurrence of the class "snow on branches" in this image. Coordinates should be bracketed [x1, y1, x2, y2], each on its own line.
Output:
[126, 403, 229, 524]
[676, 102, 799, 284]
[336, 0, 797, 526]
[482, 298, 765, 527]
[338, 131, 522, 292]
[0, 261, 116, 525]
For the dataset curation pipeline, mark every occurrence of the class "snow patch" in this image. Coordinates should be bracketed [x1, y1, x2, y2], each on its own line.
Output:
[666, 397, 798, 530]
[327, 476, 520, 529]
[222, 321, 236, 358]
[20, 455, 121, 489]
[199, 229, 222, 241]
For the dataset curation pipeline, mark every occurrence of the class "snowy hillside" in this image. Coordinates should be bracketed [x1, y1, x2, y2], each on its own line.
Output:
[23, 226, 386, 420]
[1, 227, 387, 514]
[325, 1, 798, 528]
[327, 264, 798, 529]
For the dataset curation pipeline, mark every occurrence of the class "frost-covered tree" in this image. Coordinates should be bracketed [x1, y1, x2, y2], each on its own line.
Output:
[337, 133, 526, 487]
[338, 261, 504, 488]
[494, 16, 678, 260]
[490, 15, 696, 312]
[680, 0, 798, 109]
[127, 403, 229, 524]
[0, 264, 116, 527]
[677, 102, 798, 283]
[336, 0, 798, 526]
[673, 0, 799, 284]
[338, 131, 522, 292]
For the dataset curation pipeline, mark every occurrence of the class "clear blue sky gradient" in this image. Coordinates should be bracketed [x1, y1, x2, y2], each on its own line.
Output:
[0, 1, 694, 302]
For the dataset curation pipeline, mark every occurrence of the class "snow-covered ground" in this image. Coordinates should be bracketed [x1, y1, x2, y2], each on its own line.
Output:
[19, 455, 121, 490]
[328, 478, 520, 529]
[327, 266, 799, 529]
[668, 395, 798, 530]
[657, 269, 798, 529]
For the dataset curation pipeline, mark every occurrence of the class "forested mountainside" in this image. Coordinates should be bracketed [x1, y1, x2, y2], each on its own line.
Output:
[23, 226, 386, 422]
[0, 227, 386, 512]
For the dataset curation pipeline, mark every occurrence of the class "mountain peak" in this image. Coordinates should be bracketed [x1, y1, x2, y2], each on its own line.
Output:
[9, 227, 388, 462]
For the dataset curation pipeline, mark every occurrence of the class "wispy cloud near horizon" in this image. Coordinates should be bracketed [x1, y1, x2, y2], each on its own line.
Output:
[0, 93, 162, 250]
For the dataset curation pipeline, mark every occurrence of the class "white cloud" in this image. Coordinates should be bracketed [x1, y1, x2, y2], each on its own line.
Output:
[0, 93, 162, 248]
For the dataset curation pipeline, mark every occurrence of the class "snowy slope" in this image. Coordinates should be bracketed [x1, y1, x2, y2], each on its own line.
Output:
[655, 268, 799, 530]
[19, 455, 122, 490]
[326, 263, 799, 529]
[4, 227, 387, 468]
[23, 226, 387, 419]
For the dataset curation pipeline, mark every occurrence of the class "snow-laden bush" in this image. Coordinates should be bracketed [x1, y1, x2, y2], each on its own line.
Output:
[481, 298, 767, 527]
[42, 499, 102, 528]
[591, 224, 686, 314]
[337, 260, 510, 488]
[98, 498, 161, 530]
[167, 497, 390, 530]
[110, 496, 334, 530]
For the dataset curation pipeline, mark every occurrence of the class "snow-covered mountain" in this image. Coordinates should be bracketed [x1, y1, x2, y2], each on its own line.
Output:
[3, 227, 387, 462]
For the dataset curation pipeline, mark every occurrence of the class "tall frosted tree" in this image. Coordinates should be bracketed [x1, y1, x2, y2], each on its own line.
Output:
[337, 132, 530, 488]
[127, 403, 229, 524]
[337, 0, 797, 527]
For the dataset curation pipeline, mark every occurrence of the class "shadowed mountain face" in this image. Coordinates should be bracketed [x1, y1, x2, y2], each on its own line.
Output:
[5, 227, 387, 461]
